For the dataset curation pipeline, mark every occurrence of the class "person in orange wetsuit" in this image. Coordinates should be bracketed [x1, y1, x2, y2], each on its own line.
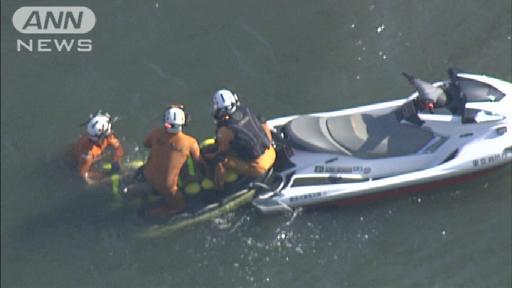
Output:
[76, 112, 124, 185]
[206, 89, 276, 190]
[130, 105, 202, 218]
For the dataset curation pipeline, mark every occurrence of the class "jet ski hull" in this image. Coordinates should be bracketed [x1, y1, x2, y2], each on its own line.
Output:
[252, 70, 512, 213]
[311, 163, 510, 209]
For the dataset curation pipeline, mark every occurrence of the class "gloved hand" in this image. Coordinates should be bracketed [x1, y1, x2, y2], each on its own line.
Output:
[111, 162, 121, 174]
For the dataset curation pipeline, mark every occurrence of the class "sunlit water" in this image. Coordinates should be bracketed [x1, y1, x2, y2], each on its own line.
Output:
[2, 0, 511, 287]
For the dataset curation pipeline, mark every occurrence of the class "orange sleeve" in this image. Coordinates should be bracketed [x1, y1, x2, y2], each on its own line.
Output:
[76, 137, 91, 176]
[108, 134, 124, 162]
[189, 138, 201, 161]
[216, 126, 234, 153]
[79, 153, 94, 177]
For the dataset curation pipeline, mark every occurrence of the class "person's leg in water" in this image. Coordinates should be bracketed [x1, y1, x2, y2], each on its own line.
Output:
[123, 166, 154, 198]
[146, 189, 186, 218]
[145, 173, 186, 218]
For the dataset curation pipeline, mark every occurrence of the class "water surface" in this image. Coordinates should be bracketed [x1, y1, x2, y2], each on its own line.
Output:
[2, 0, 511, 287]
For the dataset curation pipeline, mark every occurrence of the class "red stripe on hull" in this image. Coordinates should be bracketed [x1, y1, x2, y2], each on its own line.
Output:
[308, 164, 510, 209]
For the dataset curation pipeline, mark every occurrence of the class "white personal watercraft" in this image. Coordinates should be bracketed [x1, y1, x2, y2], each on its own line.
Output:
[252, 68, 512, 213]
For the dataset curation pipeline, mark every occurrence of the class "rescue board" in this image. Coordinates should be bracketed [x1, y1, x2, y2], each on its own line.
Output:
[137, 188, 256, 238]
[104, 138, 258, 236]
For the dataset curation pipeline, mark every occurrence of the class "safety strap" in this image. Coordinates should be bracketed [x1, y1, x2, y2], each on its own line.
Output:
[178, 157, 196, 187]
[187, 157, 196, 176]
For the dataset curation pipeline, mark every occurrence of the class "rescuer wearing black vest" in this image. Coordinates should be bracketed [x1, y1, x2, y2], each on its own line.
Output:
[206, 89, 276, 190]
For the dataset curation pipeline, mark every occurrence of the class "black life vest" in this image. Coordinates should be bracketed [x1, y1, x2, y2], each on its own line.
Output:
[218, 106, 271, 160]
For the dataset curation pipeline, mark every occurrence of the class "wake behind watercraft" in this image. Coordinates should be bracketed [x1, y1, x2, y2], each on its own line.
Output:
[252, 68, 512, 213]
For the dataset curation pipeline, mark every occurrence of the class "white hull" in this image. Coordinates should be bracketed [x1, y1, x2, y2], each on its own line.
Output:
[252, 70, 512, 213]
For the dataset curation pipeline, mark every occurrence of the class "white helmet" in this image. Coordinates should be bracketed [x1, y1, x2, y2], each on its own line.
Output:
[163, 106, 186, 133]
[213, 89, 239, 118]
[87, 113, 112, 142]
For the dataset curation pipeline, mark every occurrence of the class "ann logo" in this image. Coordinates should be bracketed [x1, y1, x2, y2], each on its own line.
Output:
[12, 7, 96, 52]
[22, 10, 84, 31]
[13, 6, 95, 34]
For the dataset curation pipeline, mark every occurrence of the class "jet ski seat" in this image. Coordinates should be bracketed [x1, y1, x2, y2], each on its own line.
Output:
[283, 110, 435, 158]
[282, 116, 352, 155]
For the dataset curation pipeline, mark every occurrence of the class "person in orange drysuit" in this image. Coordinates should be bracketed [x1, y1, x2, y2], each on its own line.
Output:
[130, 105, 203, 218]
[76, 112, 124, 185]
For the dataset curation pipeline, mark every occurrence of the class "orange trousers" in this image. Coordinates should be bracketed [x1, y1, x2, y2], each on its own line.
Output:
[223, 147, 276, 177]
